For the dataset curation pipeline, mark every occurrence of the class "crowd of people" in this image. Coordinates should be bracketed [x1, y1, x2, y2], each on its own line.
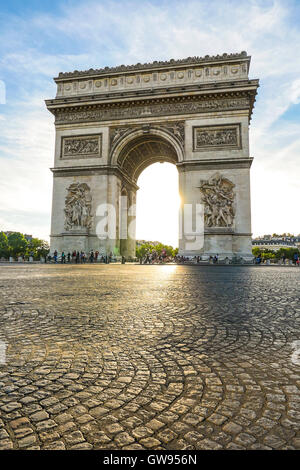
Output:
[254, 252, 300, 265]
[141, 252, 220, 264]
[49, 250, 114, 264]
[46, 250, 300, 266]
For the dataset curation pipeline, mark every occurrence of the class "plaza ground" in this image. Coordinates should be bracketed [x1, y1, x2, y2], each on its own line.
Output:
[0, 264, 299, 450]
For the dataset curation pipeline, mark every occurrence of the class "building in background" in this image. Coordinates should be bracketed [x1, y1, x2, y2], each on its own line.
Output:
[252, 234, 300, 251]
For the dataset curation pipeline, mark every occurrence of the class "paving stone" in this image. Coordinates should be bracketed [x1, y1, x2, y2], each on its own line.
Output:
[263, 434, 286, 449]
[70, 442, 93, 450]
[197, 439, 223, 450]
[58, 421, 77, 433]
[39, 431, 61, 442]
[64, 430, 85, 445]
[14, 427, 34, 439]
[42, 440, 66, 450]
[147, 419, 165, 431]
[235, 432, 257, 446]
[90, 406, 109, 418]
[0, 264, 299, 450]
[18, 434, 37, 448]
[0, 439, 14, 450]
[31, 410, 50, 422]
[36, 419, 57, 432]
[10, 417, 30, 429]
[223, 422, 243, 434]
[140, 437, 162, 448]
[1, 402, 22, 413]
[106, 423, 124, 434]
[114, 432, 135, 446]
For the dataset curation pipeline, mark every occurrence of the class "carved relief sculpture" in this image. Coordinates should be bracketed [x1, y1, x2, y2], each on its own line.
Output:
[64, 183, 93, 230]
[159, 122, 185, 147]
[194, 124, 241, 151]
[55, 97, 250, 125]
[62, 135, 102, 158]
[110, 127, 133, 147]
[109, 121, 185, 153]
[199, 175, 235, 227]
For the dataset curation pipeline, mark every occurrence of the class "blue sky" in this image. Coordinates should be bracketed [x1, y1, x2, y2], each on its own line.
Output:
[0, 0, 300, 244]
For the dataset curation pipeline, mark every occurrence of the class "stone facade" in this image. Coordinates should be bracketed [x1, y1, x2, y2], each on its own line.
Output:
[46, 52, 259, 260]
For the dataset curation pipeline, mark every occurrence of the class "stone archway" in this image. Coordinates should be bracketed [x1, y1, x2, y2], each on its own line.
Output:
[110, 127, 183, 257]
[46, 52, 259, 260]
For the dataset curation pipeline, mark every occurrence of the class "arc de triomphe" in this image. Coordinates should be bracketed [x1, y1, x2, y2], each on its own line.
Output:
[46, 51, 259, 260]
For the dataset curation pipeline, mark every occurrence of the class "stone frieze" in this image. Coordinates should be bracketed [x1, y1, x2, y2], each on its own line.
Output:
[61, 135, 102, 158]
[55, 97, 249, 124]
[193, 124, 241, 151]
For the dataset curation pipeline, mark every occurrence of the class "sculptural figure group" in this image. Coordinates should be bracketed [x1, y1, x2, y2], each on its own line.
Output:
[199, 175, 235, 228]
[64, 183, 93, 230]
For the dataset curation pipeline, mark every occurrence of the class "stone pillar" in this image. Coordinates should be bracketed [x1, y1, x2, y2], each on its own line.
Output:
[119, 187, 136, 260]
[127, 190, 137, 260]
[178, 164, 253, 260]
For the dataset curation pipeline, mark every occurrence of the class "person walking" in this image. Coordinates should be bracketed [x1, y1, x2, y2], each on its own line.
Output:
[61, 252, 66, 264]
[54, 250, 58, 263]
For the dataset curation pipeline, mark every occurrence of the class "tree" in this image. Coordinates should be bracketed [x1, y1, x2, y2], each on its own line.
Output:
[26, 238, 49, 260]
[136, 241, 178, 260]
[252, 246, 261, 257]
[7, 232, 28, 258]
[0, 232, 9, 259]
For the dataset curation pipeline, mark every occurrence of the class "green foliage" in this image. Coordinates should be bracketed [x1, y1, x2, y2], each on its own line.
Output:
[252, 246, 299, 260]
[0, 232, 49, 260]
[26, 238, 50, 260]
[0, 232, 9, 258]
[136, 241, 178, 259]
[7, 232, 28, 257]
[252, 246, 261, 257]
[276, 247, 299, 260]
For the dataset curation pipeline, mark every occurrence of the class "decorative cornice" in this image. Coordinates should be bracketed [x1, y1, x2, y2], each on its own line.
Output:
[51, 165, 139, 191]
[50, 92, 253, 125]
[55, 52, 250, 80]
[46, 79, 258, 108]
[176, 158, 253, 171]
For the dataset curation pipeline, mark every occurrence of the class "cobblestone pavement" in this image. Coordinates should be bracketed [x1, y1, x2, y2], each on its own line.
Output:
[0, 264, 299, 450]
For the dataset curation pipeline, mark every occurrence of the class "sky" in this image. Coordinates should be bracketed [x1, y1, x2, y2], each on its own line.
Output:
[0, 0, 300, 247]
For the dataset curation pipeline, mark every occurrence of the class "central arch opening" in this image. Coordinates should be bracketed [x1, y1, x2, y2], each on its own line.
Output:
[115, 130, 182, 257]
[136, 162, 180, 248]
[117, 133, 179, 182]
